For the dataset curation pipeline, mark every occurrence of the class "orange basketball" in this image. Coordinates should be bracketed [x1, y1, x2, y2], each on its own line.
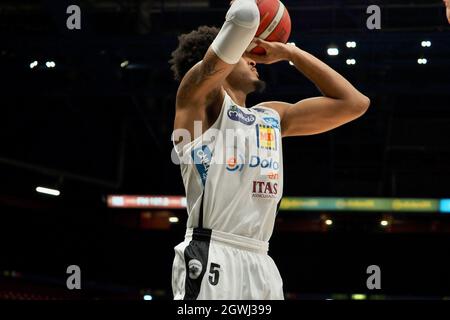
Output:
[248, 0, 292, 55]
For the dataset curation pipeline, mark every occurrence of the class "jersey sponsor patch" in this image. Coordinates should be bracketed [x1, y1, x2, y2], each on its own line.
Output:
[188, 259, 203, 280]
[252, 107, 270, 115]
[263, 117, 280, 130]
[225, 154, 280, 176]
[256, 124, 278, 151]
[227, 105, 256, 125]
[267, 172, 279, 180]
[249, 155, 280, 170]
[192, 145, 212, 186]
[252, 180, 279, 199]
[226, 154, 245, 172]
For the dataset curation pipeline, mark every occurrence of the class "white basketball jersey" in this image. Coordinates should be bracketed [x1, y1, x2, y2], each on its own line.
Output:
[175, 92, 283, 242]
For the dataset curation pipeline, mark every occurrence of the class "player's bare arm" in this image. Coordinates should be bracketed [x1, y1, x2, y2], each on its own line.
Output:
[174, 0, 260, 140]
[248, 38, 371, 137]
[445, 0, 450, 23]
[174, 49, 232, 136]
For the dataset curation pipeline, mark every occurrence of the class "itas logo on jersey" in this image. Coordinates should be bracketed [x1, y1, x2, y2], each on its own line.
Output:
[192, 145, 212, 186]
[256, 124, 278, 151]
[227, 105, 256, 125]
[226, 154, 244, 172]
[252, 181, 278, 199]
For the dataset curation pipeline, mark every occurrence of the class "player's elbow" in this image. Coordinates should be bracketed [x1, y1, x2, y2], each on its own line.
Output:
[228, 0, 260, 29]
[348, 94, 371, 117]
[359, 95, 371, 112]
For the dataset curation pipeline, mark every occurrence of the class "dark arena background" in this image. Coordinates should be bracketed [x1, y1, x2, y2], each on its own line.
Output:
[1, 0, 450, 302]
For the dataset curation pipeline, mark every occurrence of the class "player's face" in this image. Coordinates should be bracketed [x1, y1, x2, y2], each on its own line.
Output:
[239, 55, 260, 83]
[227, 55, 265, 95]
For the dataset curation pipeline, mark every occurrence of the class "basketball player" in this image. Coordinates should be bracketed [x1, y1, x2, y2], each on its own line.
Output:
[169, 0, 370, 300]
[445, 0, 450, 23]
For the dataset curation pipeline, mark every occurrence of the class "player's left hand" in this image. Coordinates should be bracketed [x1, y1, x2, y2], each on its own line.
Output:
[245, 38, 293, 65]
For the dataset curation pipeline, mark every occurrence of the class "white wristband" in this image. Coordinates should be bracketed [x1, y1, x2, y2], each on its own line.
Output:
[210, 0, 260, 64]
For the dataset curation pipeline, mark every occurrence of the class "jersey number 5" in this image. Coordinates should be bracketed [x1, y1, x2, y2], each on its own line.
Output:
[208, 263, 221, 286]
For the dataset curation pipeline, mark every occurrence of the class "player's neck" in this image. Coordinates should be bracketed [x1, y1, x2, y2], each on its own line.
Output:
[224, 87, 247, 108]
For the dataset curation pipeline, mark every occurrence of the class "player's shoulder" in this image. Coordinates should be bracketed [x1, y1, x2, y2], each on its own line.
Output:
[252, 101, 291, 120]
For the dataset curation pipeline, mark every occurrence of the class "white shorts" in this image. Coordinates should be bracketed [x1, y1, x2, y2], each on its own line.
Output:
[171, 228, 284, 300]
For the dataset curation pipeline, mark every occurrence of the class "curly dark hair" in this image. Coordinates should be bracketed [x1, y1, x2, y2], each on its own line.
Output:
[169, 26, 220, 82]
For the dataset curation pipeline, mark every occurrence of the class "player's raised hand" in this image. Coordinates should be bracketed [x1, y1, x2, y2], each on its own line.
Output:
[245, 38, 293, 65]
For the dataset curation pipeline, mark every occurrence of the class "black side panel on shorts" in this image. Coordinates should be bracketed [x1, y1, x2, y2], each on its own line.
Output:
[198, 192, 205, 229]
[183, 228, 212, 300]
[275, 198, 282, 216]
